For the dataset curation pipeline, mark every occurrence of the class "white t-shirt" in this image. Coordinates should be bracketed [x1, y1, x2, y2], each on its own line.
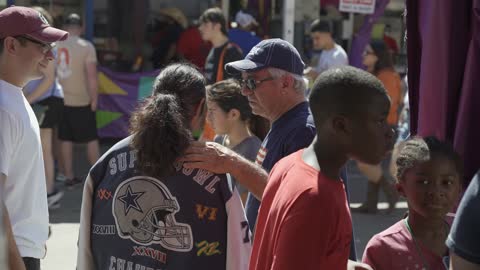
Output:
[56, 35, 98, 106]
[0, 80, 48, 258]
[315, 43, 349, 74]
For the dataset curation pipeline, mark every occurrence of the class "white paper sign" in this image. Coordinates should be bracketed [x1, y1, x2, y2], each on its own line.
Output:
[339, 0, 376, 14]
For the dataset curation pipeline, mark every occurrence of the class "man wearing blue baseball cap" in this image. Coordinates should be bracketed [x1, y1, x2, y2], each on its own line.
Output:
[225, 38, 316, 230]
[182, 38, 316, 230]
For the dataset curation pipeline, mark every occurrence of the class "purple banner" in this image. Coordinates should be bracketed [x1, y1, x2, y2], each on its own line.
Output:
[349, 0, 390, 68]
[96, 66, 160, 138]
[407, 0, 480, 184]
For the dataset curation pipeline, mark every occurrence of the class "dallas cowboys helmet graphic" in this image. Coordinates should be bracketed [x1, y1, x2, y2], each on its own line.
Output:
[112, 176, 193, 251]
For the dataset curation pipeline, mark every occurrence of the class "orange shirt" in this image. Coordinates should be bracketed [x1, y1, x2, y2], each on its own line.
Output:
[199, 122, 215, 141]
[376, 68, 402, 126]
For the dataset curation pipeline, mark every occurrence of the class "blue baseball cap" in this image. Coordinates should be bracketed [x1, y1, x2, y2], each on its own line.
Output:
[225, 38, 305, 76]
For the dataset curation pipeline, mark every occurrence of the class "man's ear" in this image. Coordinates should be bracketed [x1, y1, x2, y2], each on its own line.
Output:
[4, 37, 19, 55]
[281, 74, 294, 89]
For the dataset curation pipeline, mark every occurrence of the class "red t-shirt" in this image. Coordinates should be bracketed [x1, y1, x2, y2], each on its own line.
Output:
[176, 27, 211, 69]
[383, 35, 399, 54]
[250, 149, 352, 270]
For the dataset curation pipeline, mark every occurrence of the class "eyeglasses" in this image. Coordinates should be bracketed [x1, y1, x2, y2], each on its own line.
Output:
[239, 76, 275, 91]
[15, 35, 55, 54]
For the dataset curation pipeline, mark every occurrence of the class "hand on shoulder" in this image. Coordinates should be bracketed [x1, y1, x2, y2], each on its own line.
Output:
[180, 141, 238, 174]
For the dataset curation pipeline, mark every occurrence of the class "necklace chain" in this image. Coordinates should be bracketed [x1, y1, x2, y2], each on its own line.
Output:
[404, 217, 431, 270]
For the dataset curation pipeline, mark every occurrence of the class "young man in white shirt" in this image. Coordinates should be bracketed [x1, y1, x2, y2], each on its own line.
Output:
[0, 6, 68, 270]
[305, 19, 349, 81]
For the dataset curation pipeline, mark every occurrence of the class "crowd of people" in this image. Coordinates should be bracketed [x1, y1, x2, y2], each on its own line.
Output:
[0, 4, 479, 270]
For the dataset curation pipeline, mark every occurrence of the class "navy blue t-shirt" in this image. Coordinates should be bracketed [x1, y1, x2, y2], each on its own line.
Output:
[245, 102, 316, 230]
[227, 29, 261, 57]
[446, 170, 480, 264]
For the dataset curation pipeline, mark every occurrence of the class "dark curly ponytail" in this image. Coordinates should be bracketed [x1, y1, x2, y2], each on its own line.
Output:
[129, 63, 206, 177]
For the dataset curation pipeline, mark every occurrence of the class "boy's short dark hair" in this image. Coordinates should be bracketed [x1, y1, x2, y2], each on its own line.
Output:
[199, 7, 228, 36]
[309, 66, 386, 126]
[310, 19, 331, 34]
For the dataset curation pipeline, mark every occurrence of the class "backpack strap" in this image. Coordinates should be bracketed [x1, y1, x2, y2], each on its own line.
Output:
[216, 42, 242, 82]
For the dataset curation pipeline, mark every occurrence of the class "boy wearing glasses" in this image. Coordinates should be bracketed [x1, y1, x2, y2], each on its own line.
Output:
[0, 6, 68, 270]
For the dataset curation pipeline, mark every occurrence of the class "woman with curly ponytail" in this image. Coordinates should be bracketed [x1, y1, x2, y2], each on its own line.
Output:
[77, 63, 251, 270]
[130, 63, 206, 177]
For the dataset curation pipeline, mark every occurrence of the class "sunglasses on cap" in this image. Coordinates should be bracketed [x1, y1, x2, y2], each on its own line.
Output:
[15, 35, 55, 54]
[238, 76, 275, 91]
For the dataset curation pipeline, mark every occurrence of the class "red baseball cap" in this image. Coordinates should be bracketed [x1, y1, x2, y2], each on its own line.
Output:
[0, 6, 68, 43]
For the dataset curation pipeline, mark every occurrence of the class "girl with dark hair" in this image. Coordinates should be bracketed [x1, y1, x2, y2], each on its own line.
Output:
[77, 63, 251, 270]
[130, 63, 206, 177]
[363, 136, 462, 270]
[363, 40, 402, 126]
[206, 79, 268, 204]
[352, 40, 403, 214]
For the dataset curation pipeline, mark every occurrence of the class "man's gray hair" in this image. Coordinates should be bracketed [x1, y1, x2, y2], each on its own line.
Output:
[267, 67, 308, 94]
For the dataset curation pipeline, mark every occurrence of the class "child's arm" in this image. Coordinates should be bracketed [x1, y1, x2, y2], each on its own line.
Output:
[76, 174, 96, 270]
[2, 199, 26, 270]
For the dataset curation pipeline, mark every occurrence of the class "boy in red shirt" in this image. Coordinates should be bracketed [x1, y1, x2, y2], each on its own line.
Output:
[250, 66, 394, 270]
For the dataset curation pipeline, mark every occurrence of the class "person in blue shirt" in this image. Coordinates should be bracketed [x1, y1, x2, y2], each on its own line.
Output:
[228, 10, 261, 57]
[182, 38, 316, 229]
[447, 170, 480, 270]
[182, 38, 365, 262]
